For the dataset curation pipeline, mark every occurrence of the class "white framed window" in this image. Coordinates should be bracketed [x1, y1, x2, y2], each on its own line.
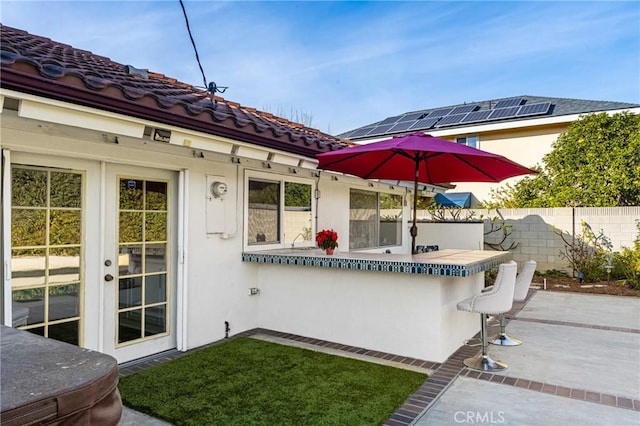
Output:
[349, 189, 403, 250]
[245, 170, 315, 250]
[456, 136, 478, 148]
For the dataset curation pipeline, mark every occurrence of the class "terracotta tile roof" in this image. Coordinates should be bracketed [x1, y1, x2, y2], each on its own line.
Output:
[0, 25, 349, 157]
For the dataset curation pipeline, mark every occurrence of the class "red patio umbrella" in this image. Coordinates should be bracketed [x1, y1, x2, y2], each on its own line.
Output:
[316, 132, 536, 254]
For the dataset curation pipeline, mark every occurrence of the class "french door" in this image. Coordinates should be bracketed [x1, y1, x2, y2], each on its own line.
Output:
[102, 164, 177, 363]
[5, 154, 177, 363]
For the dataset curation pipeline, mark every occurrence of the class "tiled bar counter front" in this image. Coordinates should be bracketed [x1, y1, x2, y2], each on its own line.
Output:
[242, 249, 510, 363]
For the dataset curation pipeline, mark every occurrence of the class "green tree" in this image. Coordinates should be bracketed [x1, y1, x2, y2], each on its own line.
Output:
[483, 167, 550, 208]
[485, 112, 640, 207]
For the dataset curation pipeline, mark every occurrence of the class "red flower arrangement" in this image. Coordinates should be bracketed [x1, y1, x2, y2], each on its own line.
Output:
[316, 229, 339, 250]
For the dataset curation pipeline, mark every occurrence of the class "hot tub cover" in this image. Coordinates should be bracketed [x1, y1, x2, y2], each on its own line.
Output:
[1, 326, 122, 425]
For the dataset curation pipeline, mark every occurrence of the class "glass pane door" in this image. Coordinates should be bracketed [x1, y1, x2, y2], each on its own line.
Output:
[116, 178, 169, 345]
[11, 166, 83, 345]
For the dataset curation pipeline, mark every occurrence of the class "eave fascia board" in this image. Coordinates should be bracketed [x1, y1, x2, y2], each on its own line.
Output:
[1, 88, 319, 169]
[3, 88, 146, 137]
[19, 98, 145, 138]
[315, 170, 445, 194]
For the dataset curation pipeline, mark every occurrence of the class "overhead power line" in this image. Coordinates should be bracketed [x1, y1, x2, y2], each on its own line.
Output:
[178, 0, 228, 108]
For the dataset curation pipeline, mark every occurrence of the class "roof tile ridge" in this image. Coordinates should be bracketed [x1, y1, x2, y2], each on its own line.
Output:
[532, 95, 638, 106]
[525, 94, 602, 103]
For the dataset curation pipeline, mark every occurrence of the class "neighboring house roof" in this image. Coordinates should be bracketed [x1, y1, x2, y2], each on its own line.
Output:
[0, 25, 347, 157]
[434, 192, 472, 208]
[339, 95, 640, 140]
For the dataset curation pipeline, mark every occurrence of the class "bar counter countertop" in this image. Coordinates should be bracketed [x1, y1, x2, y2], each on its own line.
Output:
[242, 248, 510, 277]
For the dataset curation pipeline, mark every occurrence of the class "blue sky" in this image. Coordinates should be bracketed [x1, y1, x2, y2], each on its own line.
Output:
[2, 1, 639, 135]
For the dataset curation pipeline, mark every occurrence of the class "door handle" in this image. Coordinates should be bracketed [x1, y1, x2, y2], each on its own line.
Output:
[104, 274, 114, 282]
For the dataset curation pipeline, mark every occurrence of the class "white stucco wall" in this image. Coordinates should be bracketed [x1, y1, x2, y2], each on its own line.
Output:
[254, 264, 482, 362]
[182, 162, 262, 350]
[415, 222, 484, 251]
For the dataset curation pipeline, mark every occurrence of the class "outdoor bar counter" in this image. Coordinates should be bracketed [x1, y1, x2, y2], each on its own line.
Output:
[242, 249, 510, 363]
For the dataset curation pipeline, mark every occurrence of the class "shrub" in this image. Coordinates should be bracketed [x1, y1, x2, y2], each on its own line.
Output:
[555, 221, 612, 282]
[612, 221, 640, 289]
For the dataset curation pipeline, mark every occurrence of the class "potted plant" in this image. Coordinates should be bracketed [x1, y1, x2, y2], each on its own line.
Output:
[316, 229, 339, 255]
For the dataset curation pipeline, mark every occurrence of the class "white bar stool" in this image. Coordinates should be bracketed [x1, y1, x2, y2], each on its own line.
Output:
[457, 261, 517, 371]
[490, 260, 537, 346]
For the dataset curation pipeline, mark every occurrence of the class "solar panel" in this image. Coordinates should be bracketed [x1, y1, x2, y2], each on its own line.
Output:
[348, 127, 377, 138]
[460, 110, 492, 123]
[436, 113, 467, 127]
[364, 124, 396, 137]
[409, 117, 440, 131]
[386, 120, 419, 133]
[517, 102, 552, 117]
[399, 111, 427, 122]
[494, 98, 524, 109]
[426, 107, 454, 118]
[450, 104, 479, 115]
[377, 115, 404, 126]
[488, 106, 519, 120]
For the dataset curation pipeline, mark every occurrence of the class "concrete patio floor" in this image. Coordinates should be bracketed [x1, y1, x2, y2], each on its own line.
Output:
[411, 291, 640, 426]
[118, 290, 640, 425]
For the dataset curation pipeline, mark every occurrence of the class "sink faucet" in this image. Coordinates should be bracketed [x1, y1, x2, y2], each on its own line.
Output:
[291, 233, 306, 248]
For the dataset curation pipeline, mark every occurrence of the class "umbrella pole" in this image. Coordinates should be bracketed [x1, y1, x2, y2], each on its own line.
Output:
[411, 160, 419, 255]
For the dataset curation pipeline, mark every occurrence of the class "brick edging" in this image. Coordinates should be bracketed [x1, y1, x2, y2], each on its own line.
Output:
[460, 368, 640, 412]
[250, 328, 441, 370]
[509, 316, 640, 334]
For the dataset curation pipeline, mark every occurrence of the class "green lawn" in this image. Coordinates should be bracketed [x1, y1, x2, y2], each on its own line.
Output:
[119, 337, 426, 426]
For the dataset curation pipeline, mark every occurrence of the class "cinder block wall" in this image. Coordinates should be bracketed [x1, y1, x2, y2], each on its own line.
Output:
[474, 207, 639, 273]
[415, 207, 639, 273]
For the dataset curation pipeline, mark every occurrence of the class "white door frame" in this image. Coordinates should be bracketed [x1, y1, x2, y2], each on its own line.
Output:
[2, 149, 12, 326]
[177, 169, 189, 352]
[102, 164, 178, 363]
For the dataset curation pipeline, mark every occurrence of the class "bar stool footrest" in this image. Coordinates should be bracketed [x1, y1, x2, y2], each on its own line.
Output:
[490, 334, 522, 346]
[463, 355, 508, 371]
